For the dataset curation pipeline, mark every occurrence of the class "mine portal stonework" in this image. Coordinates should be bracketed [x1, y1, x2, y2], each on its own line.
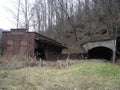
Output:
[82, 39, 116, 60]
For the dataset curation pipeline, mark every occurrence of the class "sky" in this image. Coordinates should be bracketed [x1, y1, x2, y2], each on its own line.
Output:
[0, 0, 16, 30]
[0, 0, 84, 30]
[0, 0, 36, 30]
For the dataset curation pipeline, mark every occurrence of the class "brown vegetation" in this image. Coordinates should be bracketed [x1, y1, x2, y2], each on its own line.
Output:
[0, 55, 77, 69]
[0, 55, 37, 69]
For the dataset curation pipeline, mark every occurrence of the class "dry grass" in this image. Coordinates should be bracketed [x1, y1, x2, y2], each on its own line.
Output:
[0, 55, 39, 69]
[0, 55, 77, 69]
[0, 60, 120, 90]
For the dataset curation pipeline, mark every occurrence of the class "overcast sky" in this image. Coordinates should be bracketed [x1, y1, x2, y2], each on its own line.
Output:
[0, 0, 15, 30]
[0, 0, 84, 30]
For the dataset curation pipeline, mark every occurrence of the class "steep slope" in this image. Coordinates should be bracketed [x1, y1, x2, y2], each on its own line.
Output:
[62, 27, 113, 54]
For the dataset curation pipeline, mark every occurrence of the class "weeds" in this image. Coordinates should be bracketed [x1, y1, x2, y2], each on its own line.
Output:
[0, 60, 120, 90]
[0, 56, 120, 90]
[0, 55, 38, 69]
[0, 55, 76, 70]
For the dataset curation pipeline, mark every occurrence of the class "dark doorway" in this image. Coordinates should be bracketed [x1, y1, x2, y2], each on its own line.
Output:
[35, 40, 46, 60]
[88, 46, 113, 60]
[34, 48, 46, 60]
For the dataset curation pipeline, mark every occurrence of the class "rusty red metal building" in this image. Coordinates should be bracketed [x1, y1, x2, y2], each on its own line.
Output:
[2, 29, 65, 59]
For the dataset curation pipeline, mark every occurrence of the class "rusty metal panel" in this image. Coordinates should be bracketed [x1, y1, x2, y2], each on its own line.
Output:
[7, 40, 13, 45]
[20, 46, 27, 54]
[2, 29, 35, 56]
[20, 40, 27, 46]
[6, 46, 13, 54]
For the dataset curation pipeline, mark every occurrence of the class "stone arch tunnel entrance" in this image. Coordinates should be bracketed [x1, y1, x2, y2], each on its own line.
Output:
[88, 46, 113, 60]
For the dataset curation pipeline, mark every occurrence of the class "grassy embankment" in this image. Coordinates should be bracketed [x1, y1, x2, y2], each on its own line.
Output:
[0, 60, 120, 90]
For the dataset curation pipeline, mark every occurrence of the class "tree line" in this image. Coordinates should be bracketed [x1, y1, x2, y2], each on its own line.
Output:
[11, 0, 120, 45]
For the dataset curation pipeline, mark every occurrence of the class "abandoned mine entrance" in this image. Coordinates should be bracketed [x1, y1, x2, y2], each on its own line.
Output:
[88, 46, 113, 60]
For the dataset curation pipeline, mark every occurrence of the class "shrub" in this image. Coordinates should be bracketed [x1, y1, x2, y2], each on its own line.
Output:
[0, 55, 38, 69]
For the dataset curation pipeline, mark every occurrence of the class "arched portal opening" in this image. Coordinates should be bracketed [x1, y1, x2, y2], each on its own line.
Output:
[88, 46, 113, 61]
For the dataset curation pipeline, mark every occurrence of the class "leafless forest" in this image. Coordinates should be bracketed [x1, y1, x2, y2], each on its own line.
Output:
[10, 0, 120, 53]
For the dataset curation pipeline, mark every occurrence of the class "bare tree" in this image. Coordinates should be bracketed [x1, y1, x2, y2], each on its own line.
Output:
[10, 0, 35, 30]
[16, 0, 21, 28]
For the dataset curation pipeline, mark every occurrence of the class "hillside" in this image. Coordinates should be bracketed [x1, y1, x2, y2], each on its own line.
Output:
[0, 60, 120, 90]
[62, 27, 113, 54]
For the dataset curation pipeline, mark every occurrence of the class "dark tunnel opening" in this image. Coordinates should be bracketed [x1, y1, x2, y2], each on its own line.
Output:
[88, 46, 113, 61]
[34, 48, 46, 60]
